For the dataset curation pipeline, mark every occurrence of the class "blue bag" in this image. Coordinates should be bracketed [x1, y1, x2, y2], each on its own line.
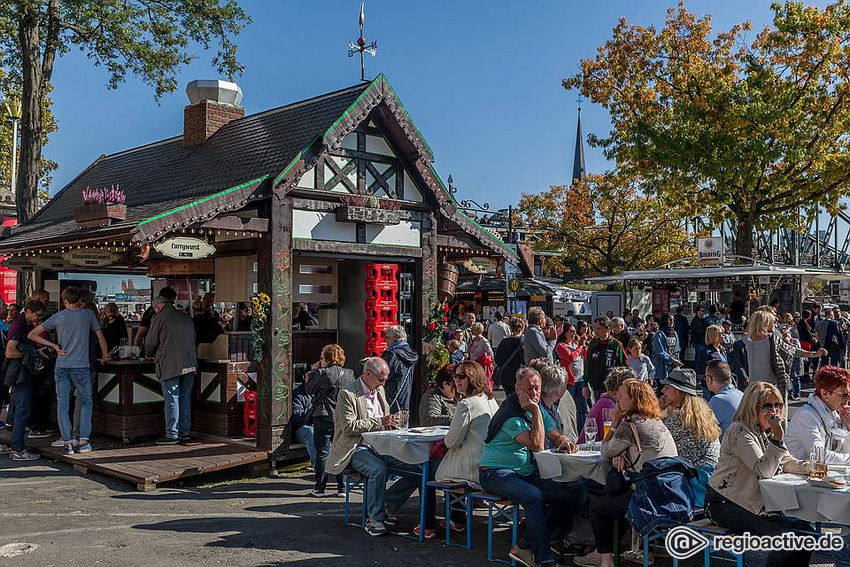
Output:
[625, 456, 698, 537]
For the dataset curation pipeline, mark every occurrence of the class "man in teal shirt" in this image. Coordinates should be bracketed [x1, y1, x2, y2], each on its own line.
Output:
[479, 367, 588, 566]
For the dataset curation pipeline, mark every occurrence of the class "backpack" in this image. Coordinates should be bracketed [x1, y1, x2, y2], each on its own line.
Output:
[625, 456, 698, 537]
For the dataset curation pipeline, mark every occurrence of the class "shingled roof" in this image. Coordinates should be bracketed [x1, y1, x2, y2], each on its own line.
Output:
[1, 81, 370, 248]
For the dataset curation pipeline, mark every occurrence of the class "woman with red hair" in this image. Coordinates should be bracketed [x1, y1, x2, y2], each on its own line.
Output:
[574, 379, 678, 567]
[786, 365, 850, 465]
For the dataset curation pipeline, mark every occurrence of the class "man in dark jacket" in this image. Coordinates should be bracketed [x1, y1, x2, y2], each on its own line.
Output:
[291, 382, 315, 470]
[583, 317, 626, 402]
[4, 301, 45, 461]
[145, 295, 198, 445]
[495, 318, 526, 396]
[674, 306, 690, 354]
[381, 325, 419, 413]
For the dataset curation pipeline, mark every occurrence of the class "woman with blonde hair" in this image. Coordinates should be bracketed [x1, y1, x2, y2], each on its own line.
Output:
[304, 344, 356, 497]
[575, 379, 677, 567]
[659, 369, 720, 507]
[706, 381, 813, 567]
[728, 309, 788, 397]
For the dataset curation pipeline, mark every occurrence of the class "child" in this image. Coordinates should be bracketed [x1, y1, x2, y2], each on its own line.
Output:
[626, 337, 655, 385]
[447, 339, 464, 365]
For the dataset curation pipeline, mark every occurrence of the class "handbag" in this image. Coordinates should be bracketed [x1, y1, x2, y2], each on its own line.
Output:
[492, 342, 523, 387]
[605, 419, 642, 497]
[430, 439, 448, 460]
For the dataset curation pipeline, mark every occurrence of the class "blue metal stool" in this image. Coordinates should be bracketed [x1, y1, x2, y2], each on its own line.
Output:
[343, 470, 367, 528]
[688, 520, 743, 567]
[427, 481, 474, 549]
[471, 492, 519, 565]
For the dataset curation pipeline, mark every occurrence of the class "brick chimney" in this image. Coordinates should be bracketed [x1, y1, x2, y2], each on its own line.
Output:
[183, 79, 245, 147]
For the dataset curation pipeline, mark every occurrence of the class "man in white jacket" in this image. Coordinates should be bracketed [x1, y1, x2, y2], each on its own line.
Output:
[786, 365, 850, 465]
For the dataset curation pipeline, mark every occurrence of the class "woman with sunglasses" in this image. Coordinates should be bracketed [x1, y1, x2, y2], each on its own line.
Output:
[786, 365, 850, 465]
[706, 381, 813, 567]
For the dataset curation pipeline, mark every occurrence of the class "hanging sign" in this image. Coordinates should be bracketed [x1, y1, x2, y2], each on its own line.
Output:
[35, 252, 71, 270]
[463, 257, 496, 275]
[154, 237, 216, 260]
[697, 237, 724, 265]
[0, 257, 36, 270]
[63, 248, 119, 267]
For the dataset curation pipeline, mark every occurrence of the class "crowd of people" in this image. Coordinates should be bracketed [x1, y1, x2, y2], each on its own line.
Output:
[288, 303, 850, 567]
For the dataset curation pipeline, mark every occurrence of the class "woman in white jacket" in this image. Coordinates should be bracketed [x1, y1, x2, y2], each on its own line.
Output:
[786, 365, 850, 465]
[436, 361, 499, 491]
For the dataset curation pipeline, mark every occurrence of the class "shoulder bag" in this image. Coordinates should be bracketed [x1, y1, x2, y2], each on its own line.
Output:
[605, 418, 643, 497]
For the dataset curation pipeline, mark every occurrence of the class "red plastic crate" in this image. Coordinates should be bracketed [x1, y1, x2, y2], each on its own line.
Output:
[365, 287, 398, 304]
[366, 308, 398, 326]
[364, 339, 388, 357]
[365, 263, 399, 283]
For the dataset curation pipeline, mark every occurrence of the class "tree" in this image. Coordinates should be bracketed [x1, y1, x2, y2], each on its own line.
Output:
[518, 173, 694, 278]
[0, 0, 250, 224]
[564, 1, 850, 259]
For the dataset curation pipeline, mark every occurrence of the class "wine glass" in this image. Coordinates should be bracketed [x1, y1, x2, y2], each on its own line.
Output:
[584, 420, 598, 450]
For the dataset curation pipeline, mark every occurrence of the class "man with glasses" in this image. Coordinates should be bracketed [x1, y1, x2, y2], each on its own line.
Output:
[327, 357, 419, 537]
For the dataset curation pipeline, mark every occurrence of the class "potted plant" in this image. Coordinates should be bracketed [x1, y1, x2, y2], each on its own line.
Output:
[74, 185, 127, 227]
[335, 194, 401, 225]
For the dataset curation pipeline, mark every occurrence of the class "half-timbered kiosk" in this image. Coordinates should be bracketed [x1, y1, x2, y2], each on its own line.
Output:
[0, 76, 517, 471]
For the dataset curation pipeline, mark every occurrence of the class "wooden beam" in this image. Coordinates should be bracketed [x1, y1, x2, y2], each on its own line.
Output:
[200, 216, 269, 232]
[146, 259, 215, 276]
[293, 239, 423, 258]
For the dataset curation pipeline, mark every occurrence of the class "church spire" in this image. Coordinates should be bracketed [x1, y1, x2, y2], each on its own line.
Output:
[572, 101, 586, 185]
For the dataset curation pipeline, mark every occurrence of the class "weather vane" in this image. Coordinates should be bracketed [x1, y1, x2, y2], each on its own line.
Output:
[348, 0, 377, 82]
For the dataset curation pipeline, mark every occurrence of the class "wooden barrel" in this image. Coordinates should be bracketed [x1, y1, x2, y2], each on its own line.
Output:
[437, 263, 460, 301]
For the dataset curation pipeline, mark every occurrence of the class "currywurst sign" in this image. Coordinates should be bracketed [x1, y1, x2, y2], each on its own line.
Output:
[154, 237, 216, 260]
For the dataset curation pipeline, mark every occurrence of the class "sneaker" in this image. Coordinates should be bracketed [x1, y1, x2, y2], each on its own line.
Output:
[178, 435, 193, 443]
[3, 422, 12, 430]
[10, 449, 40, 461]
[27, 429, 52, 439]
[62, 444, 75, 456]
[76, 443, 93, 454]
[335, 487, 346, 497]
[383, 507, 398, 526]
[0, 444, 11, 455]
[155, 436, 179, 445]
[572, 551, 603, 567]
[413, 525, 437, 539]
[364, 517, 388, 537]
[623, 549, 654, 565]
[439, 519, 466, 533]
[551, 539, 586, 558]
[508, 545, 535, 567]
[310, 489, 327, 498]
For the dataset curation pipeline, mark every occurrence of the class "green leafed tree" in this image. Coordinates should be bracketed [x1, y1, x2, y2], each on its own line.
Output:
[564, 1, 850, 259]
[518, 173, 695, 278]
[0, 0, 250, 223]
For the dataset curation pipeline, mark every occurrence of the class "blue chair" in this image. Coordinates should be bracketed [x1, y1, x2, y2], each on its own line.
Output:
[427, 481, 474, 549]
[343, 470, 367, 528]
[471, 492, 520, 565]
[688, 519, 744, 567]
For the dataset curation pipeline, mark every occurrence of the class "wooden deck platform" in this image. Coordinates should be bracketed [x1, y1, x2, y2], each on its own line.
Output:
[1, 430, 268, 491]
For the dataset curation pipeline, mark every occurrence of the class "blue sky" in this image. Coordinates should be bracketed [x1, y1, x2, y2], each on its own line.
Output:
[44, 1, 822, 212]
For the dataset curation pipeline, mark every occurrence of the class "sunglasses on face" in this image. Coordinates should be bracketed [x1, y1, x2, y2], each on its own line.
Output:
[454, 373, 466, 379]
[827, 389, 850, 400]
[761, 402, 784, 412]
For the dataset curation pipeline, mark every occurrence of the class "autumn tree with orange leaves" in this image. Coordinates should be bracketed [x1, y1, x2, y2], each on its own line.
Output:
[565, 2, 850, 260]
[518, 173, 693, 278]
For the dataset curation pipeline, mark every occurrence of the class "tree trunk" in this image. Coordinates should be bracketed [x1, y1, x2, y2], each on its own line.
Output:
[16, 4, 43, 224]
[735, 216, 756, 261]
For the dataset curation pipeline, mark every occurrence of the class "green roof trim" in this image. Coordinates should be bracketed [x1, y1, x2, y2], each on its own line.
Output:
[427, 164, 516, 256]
[382, 77, 434, 157]
[136, 175, 269, 227]
[272, 134, 321, 187]
[322, 79, 379, 142]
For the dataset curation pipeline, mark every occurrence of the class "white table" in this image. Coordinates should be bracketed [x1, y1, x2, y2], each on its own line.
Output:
[759, 470, 850, 525]
[535, 448, 606, 485]
[360, 426, 448, 542]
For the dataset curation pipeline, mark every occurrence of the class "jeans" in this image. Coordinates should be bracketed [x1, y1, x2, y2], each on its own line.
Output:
[294, 424, 316, 468]
[161, 373, 195, 439]
[569, 382, 588, 434]
[55, 368, 92, 443]
[823, 347, 842, 368]
[479, 467, 587, 564]
[835, 533, 850, 567]
[10, 379, 35, 451]
[790, 375, 802, 398]
[347, 446, 426, 523]
[313, 417, 342, 491]
[383, 457, 441, 529]
[706, 489, 813, 567]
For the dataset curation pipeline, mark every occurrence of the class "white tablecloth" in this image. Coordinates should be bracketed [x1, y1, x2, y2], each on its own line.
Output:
[535, 449, 606, 484]
[759, 473, 850, 524]
[361, 426, 449, 465]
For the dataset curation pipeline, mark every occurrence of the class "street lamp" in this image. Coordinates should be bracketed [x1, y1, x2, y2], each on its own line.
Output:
[3, 98, 21, 195]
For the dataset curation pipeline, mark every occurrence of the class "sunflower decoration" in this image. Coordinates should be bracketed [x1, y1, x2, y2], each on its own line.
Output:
[250, 293, 272, 361]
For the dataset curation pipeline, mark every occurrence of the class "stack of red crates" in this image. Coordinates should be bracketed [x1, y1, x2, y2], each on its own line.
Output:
[365, 263, 399, 357]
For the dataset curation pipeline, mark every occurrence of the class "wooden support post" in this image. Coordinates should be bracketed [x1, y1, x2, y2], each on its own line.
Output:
[256, 197, 293, 456]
